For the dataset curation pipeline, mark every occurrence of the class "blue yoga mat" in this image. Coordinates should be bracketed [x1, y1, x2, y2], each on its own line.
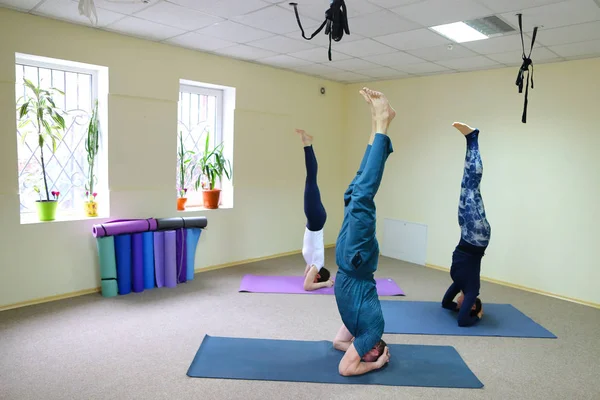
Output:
[176, 229, 187, 283]
[142, 232, 154, 290]
[114, 234, 132, 295]
[381, 301, 556, 338]
[187, 335, 483, 388]
[186, 228, 202, 282]
[131, 233, 144, 293]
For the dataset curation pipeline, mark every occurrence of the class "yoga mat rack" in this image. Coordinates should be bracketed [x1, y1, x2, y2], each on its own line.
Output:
[94, 217, 207, 297]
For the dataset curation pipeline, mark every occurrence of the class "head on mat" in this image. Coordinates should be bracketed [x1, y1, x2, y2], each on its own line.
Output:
[361, 339, 387, 363]
[315, 267, 330, 282]
[457, 293, 483, 317]
[303, 264, 334, 290]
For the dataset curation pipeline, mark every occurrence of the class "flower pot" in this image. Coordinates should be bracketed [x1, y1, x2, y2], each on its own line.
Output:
[36, 200, 58, 221]
[202, 189, 221, 209]
[85, 201, 98, 217]
[177, 197, 188, 211]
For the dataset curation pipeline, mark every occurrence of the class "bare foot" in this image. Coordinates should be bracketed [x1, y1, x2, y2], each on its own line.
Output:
[452, 122, 475, 136]
[295, 129, 313, 146]
[359, 88, 372, 106]
[364, 88, 396, 135]
[360, 88, 377, 143]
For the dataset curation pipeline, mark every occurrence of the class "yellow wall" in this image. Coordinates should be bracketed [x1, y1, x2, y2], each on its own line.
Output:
[2, 7, 598, 308]
[345, 58, 600, 305]
[0, 9, 346, 307]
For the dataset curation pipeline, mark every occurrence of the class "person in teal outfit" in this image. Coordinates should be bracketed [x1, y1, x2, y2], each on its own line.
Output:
[332, 87, 395, 377]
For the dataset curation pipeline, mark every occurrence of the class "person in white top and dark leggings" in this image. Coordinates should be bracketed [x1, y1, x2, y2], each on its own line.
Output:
[296, 128, 334, 291]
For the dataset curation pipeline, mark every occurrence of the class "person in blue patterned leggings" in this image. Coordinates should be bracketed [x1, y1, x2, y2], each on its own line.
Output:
[442, 122, 492, 327]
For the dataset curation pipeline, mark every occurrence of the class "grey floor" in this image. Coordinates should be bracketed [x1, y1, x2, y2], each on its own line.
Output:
[1, 248, 599, 400]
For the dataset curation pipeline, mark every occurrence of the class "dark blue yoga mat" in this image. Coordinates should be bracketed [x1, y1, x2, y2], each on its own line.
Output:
[114, 234, 132, 295]
[187, 335, 483, 388]
[131, 233, 144, 293]
[176, 229, 187, 283]
[142, 232, 154, 290]
[381, 301, 556, 338]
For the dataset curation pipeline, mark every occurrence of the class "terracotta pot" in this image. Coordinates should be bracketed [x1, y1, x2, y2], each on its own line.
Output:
[202, 189, 221, 209]
[85, 201, 98, 217]
[177, 197, 187, 211]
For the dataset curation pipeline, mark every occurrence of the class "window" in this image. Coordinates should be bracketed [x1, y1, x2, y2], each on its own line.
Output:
[177, 80, 234, 209]
[15, 54, 108, 222]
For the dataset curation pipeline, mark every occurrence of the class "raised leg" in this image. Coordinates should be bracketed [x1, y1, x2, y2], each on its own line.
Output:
[297, 129, 327, 231]
[343, 90, 395, 266]
[454, 122, 491, 248]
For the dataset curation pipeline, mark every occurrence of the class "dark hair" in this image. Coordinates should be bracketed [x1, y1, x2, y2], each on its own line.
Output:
[361, 339, 387, 362]
[317, 267, 331, 282]
[470, 298, 482, 317]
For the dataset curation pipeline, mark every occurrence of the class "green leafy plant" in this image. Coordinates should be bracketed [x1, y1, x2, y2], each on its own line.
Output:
[85, 100, 100, 202]
[17, 78, 66, 202]
[177, 130, 195, 197]
[193, 133, 232, 191]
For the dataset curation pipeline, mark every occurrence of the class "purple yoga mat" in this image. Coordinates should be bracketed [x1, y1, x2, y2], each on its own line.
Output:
[164, 231, 177, 288]
[92, 218, 158, 238]
[238, 275, 405, 296]
[176, 229, 187, 283]
[153, 232, 165, 288]
[131, 233, 144, 293]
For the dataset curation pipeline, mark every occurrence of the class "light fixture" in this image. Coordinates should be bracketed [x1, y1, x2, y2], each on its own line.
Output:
[430, 22, 488, 43]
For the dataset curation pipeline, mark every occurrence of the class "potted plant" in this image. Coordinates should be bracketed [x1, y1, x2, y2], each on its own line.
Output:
[194, 134, 232, 209]
[84, 100, 100, 217]
[17, 78, 66, 221]
[177, 130, 194, 210]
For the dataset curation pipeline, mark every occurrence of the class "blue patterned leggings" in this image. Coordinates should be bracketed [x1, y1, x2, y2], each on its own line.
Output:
[458, 129, 491, 247]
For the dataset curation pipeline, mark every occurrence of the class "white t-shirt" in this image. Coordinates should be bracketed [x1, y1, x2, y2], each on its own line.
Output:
[302, 227, 325, 271]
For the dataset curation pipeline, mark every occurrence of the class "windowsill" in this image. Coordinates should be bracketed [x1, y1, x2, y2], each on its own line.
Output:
[20, 212, 110, 225]
[177, 199, 233, 212]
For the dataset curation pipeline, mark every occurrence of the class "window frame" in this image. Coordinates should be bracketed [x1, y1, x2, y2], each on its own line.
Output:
[178, 84, 224, 146]
[178, 83, 229, 208]
[15, 55, 102, 220]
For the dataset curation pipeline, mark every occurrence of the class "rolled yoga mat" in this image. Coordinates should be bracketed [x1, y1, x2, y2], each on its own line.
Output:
[114, 234, 132, 295]
[92, 218, 157, 238]
[186, 228, 202, 282]
[176, 229, 187, 283]
[187, 335, 483, 388]
[96, 236, 118, 298]
[155, 217, 207, 231]
[380, 300, 557, 338]
[238, 275, 405, 296]
[153, 232, 165, 288]
[164, 231, 177, 288]
[142, 232, 154, 290]
[131, 233, 145, 293]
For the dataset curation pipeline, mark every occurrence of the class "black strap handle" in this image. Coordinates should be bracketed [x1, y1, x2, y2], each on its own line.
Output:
[289, 1, 349, 61]
[515, 14, 539, 124]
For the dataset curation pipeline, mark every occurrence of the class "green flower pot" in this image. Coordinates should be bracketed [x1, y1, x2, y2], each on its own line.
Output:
[36, 200, 58, 221]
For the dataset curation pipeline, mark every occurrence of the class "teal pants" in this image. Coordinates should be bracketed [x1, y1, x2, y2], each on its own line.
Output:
[334, 133, 393, 357]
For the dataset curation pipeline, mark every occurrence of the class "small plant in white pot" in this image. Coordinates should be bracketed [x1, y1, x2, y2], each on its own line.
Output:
[17, 78, 66, 221]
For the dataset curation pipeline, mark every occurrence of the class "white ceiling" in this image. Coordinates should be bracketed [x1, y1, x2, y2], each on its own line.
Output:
[2, 0, 600, 82]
